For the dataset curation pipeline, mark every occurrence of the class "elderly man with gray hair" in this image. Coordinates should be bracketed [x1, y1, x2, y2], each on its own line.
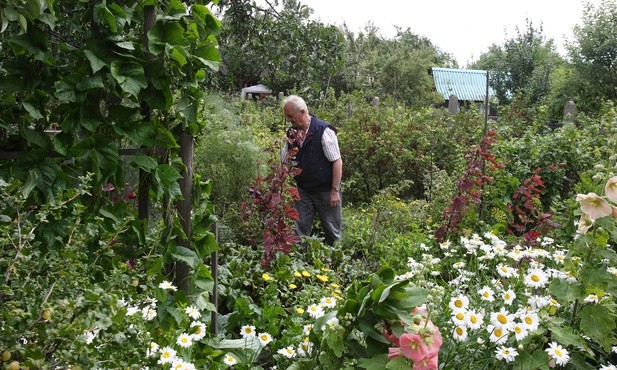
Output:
[282, 95, 342, 246]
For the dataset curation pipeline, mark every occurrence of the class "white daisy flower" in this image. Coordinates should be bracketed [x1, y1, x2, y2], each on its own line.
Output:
[185, 305, 201, 320]
[307, 304, 324, 318]
[320, 296, 337, 308]
[452, 326, 468, 342]
[177, 333, 193, 348]
[449, 294, 470, 311]
[465, 310, 484, 330]
[584, 293, 599, 303]
[223, 354, 237, 365]
[142, 307, 157, 321]
[158, 346, 177, 364]
[240, 325, 256, 339]
[545, 342, 570, 366]
[502, 289, 517, 305]
[524, 268, 549, 288]
[257, 332, 273, 346]
[297, 338, 313, 357]
[512, 322, 529, 341]
[519, 311, 540, 332]
[490, 308, 515, 331]
[277, 346, 296, 358]
[496, 263, 517, 278]
[126, 305, 139, 316]
[146, 341, 160, 357]
[478, 286, 495, 302]
[190, 321, 207, 341]
[451, 308, 467, 326]
[158, 280, 178, 291]
[487, 325, 509, 344]
[495, 346, 518, 363]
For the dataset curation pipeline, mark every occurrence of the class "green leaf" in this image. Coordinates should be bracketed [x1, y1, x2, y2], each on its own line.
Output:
[76, 76, 104, 91]
[217, 338, 261, 352]
[547, 323, 584, 348]
[153, 163, 183, 200]
[131, 154, 158, 171]
[129, 123, 178, 148]
[148, 21, 187, 55]
[95, 3, 117, 33]
[386, 357, 411, 370]
[169, 45, 188, 66]
[579, 305, 616, 351]
[22, 102, 44, 120]
[19, 125, 49, 148]
[357, 355, 390, 370]
[84, 49, 107, 73]
[548, 278, 585, 304]
[99, 209, 121, 224]
[110, 61, 147, 98]
[171, 246, 200, 268]
[514, 349, 549, 370]
[22, 167, 42, 198]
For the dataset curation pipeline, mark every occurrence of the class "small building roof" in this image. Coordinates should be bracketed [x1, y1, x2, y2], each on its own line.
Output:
[241, 84, 272, 99]
[431, 67, 494, 102]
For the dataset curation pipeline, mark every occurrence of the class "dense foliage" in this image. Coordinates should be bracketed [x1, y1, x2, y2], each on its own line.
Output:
[1, 0, 617, 369]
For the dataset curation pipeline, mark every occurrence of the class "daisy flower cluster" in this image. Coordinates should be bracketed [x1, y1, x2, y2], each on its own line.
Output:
[111, 281, 210, 369]
[145, 304, 208, 369]
[400, 231, 617, 367]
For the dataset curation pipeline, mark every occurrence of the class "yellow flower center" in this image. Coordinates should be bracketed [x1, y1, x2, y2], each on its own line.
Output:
[531, 274, 540, 282]
[456, 312, 465, 320]
[470, 316, 478, 324]
[498, 314, 508, 325]
[555, 349, 563, 356]
[525, 317, 533, 325]
[456, 327, 464, 335]
[494, 328, 503, 337]
[504, 293, 511, 300]
[454, 300, 463, 308]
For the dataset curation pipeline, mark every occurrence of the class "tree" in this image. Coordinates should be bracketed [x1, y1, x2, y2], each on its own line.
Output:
[565, 0, 617, 113]
[473, 19, 562, 107]
[209, 0, 345, 97]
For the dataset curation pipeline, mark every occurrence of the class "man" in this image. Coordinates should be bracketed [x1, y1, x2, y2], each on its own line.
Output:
[283, 95, 342, 245]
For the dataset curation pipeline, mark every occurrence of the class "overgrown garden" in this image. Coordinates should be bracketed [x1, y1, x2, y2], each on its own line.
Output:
[1, 1, 617, 369]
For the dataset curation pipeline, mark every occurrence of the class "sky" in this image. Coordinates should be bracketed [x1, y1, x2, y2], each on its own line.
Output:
[299, 0, 601, 66]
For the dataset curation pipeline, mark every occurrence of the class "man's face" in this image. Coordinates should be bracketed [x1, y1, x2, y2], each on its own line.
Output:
[284, 104, 305, 129]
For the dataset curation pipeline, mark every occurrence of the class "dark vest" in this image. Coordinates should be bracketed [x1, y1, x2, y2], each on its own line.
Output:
[287, 116, 335, 193]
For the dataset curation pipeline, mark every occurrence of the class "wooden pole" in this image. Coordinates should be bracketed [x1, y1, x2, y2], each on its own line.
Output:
[176, 133, 194, 294]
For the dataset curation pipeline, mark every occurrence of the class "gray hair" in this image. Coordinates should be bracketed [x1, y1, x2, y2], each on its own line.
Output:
[283, 95, 308, 112]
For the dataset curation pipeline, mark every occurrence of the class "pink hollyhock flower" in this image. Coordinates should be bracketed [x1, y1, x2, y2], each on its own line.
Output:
[383, 328, 400, 347]
[424, 323, 442, 357]
[413, 354, 439, 370]
[605, 176, 617, 202]
[388, 347, 402, 359]
[576, 192, 612, 220]
[400, 333, 430, 362]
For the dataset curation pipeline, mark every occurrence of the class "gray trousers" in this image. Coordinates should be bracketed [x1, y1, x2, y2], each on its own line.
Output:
[295, 187, 342, 245]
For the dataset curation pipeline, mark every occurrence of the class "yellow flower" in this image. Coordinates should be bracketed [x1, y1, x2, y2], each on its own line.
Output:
[296, 307, 305, 314]
[294, 271, 302, 278]
[316, 274, 329, 283]
[330, 283, 340, 289]
[289, 283, 297, 289]
[262, 273, 272, 281]
[321, 267, 330, 272]
[301, 270, 311, 277]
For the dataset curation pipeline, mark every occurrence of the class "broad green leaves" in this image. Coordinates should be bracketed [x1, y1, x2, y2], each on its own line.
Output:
[110, 61, 147, 98]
